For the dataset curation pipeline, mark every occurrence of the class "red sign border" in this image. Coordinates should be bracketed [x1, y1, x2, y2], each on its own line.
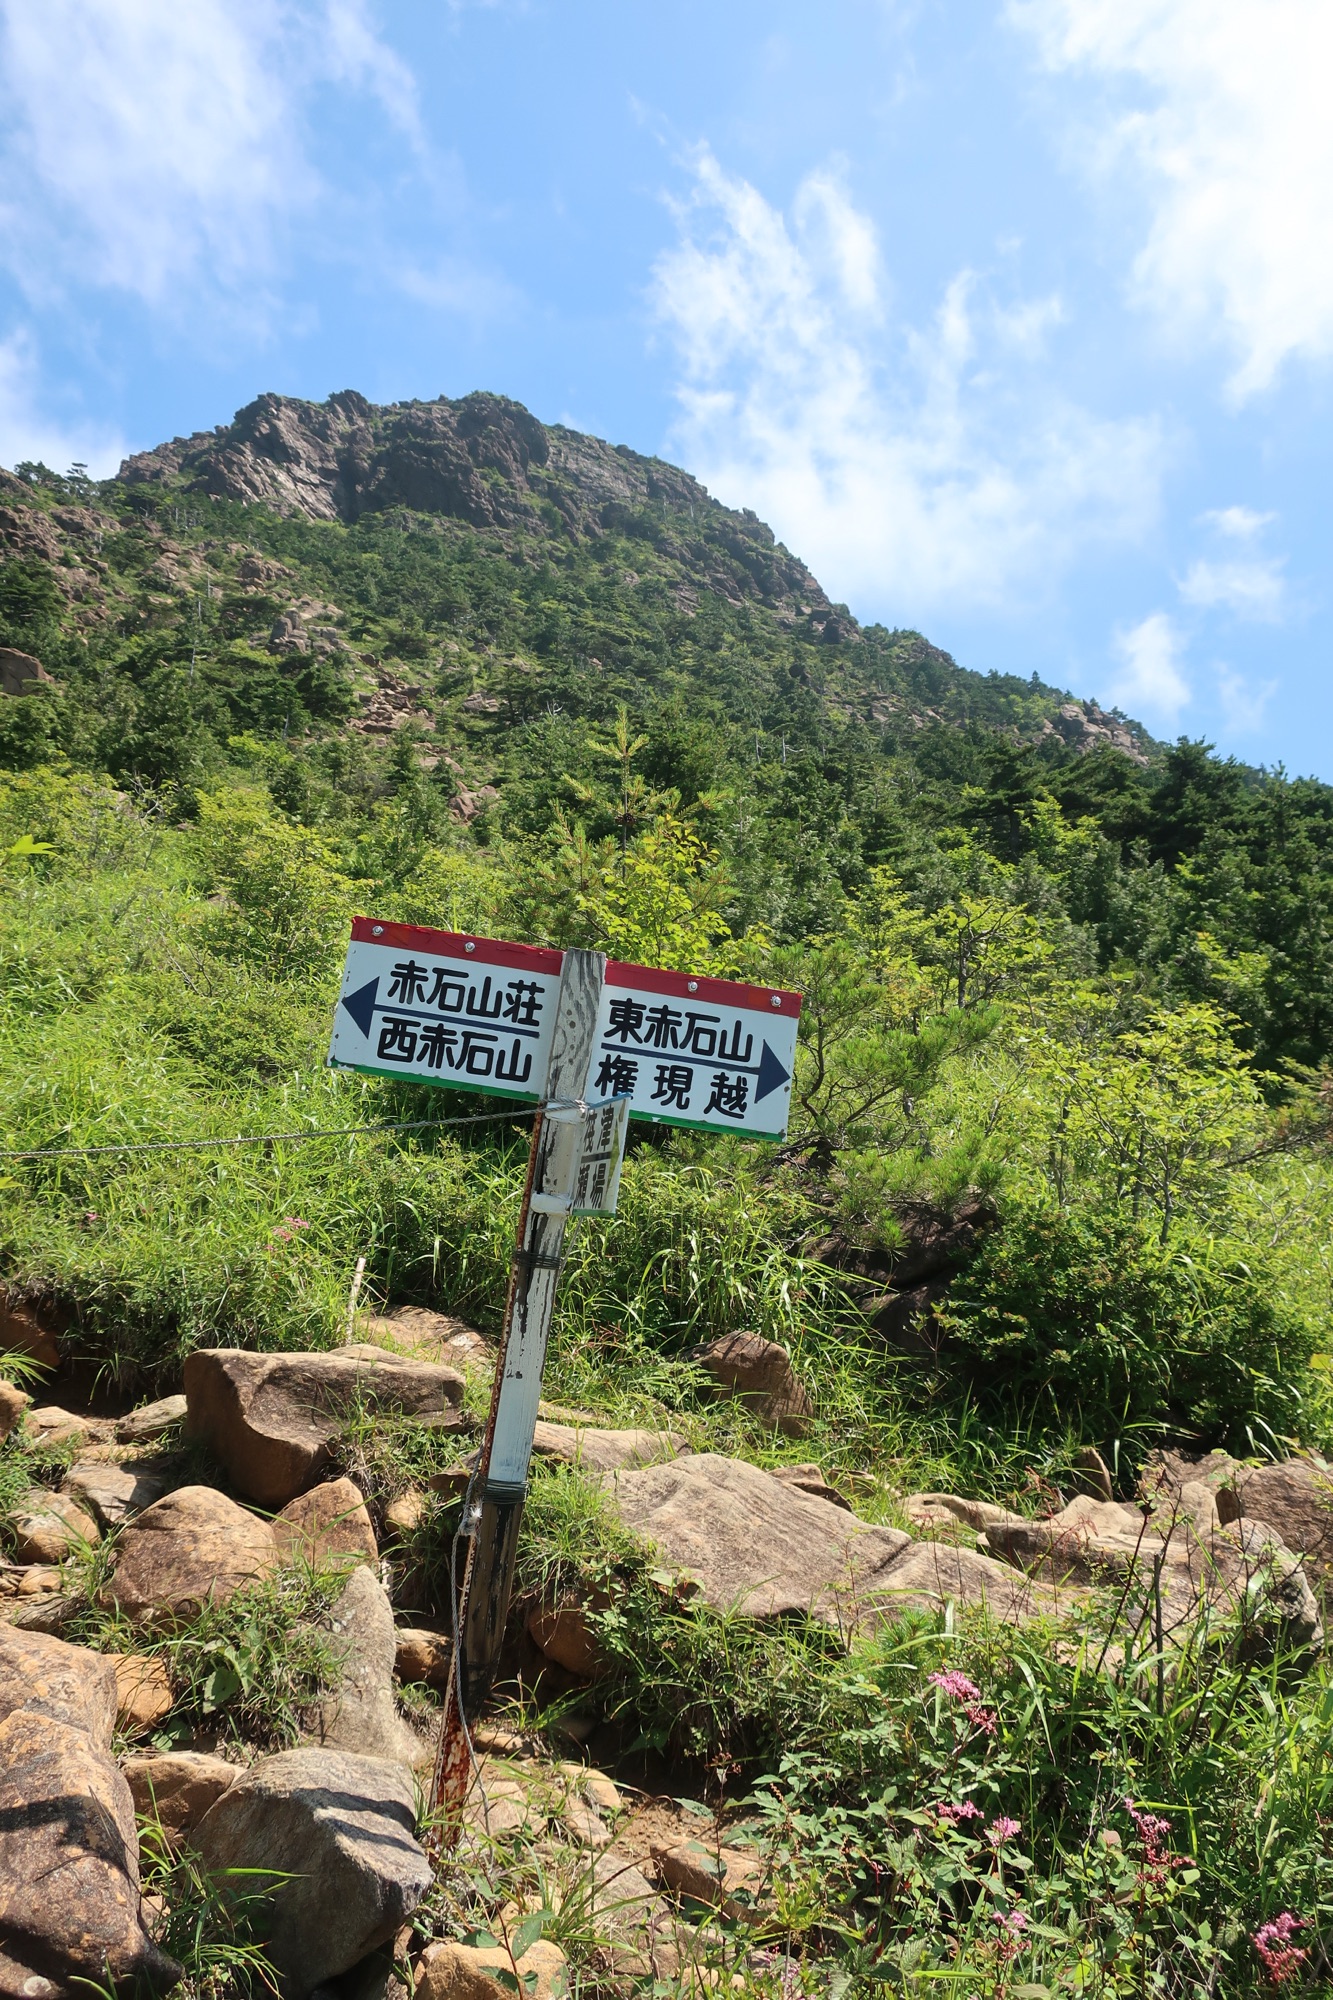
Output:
[346, 920, 801, 1020]
[349, 917, 563, 977]
[605, 959, 801, 1019]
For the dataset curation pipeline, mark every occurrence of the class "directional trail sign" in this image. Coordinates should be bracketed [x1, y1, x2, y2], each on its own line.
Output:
[328, 918, 562, 1100]
[327, 920, 805, 1852]
[328, 919, 802, 1141]
[589, 961, 800, 1141]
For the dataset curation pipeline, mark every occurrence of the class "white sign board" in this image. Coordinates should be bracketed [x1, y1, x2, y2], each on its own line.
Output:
[587, 961, 801, 1141]
[328, 923, 803, 1142]
[327, 919, 563, 1100]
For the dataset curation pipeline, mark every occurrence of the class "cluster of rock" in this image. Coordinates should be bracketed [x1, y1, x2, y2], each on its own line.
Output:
[1038, 698, 1151, 766]
[4, 1289, 1333, 1994]
[0, 1340, 475, 1993]
[900, 1447, 1331, 1660]
[810, 1197, 996, 1357]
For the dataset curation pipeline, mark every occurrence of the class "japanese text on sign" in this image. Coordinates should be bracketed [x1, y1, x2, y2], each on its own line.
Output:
[327, 919, 563, 1099]
[587, 964, 800, 1140]
[327, 923, 802, 1141]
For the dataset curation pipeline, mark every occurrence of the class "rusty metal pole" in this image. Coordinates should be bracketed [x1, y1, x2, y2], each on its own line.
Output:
[429, 948, 605, 1845]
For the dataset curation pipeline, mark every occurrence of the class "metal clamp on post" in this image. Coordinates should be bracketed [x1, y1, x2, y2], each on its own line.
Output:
[513, 1245, 564, 1272]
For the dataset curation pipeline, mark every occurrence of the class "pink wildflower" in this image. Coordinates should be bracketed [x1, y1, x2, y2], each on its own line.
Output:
[986, 1817, 1022, 1848]
[993, 1909, 1028, 1961]
[934, 1800, 984, 1825]
[272, 1216, 310, 1244]
[1124, 1799, 1183, 1886]
[928, 1669, 997, 1736]
[930, 1670, 982, 1701]
[1253, 1914, 1308, 1987]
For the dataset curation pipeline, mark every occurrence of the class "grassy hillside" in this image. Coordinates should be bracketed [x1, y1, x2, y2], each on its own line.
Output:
[3, 394, 1333, 1991]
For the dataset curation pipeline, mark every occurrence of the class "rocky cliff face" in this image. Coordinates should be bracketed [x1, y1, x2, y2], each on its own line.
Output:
[118, 389, 834, 625]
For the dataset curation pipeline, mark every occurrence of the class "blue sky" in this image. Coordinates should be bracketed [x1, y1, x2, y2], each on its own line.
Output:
[1, 1, 1329, 773]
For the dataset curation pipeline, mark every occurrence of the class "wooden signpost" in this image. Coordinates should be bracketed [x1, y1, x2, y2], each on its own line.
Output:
[328, 919, 801, 1843]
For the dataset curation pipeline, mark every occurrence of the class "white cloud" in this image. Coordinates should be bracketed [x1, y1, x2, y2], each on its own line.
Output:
[0, 0, 419, 311]
[323, 0, 423, 148]
[1201, 504, 1274, 540]
[0, 328, 128, 477]
[1218, 664, 1277, 733]
[651, 149, 1161, 613]
[1011, 0, 1333, 398]
[1178, 555, 1286, 620]
[1106, 610, 1191, 720]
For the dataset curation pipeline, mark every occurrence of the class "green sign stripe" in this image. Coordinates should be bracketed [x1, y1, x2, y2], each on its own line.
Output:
[630, 1109, 783, 1143]
[326, 1058, 541, 1105]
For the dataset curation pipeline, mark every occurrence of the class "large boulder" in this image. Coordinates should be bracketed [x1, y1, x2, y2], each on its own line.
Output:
[273, 1476, 378, 1570]
[0, 647, 52, 697]
[528, 1601, 605, 1678]
[0, 1624, 117, 1741]
[606, 1454, 911, 1632]
[0, 1290, 60, 1371]
[62, 1460, 166, 1529]
[6, 1488, 99, 1563]
[184, 1346, 467, 1507]
[193, 1747, 432, 1998]
[311, 1565, 429, 1770]
[26, 1406, 114, 1450]
[123, 1750, 243, 1844]
[101, 1485, 279, 1626]
[1219, 1459, 1333, 1586]
[0, 1382, 30, 1443]
[654, 1837, 765, 1921]
[359, 1305, 491, 1373]
[1207, 1520, 1325, 1658]
[690, 1331, 812, 1435]
[394, 1626, 451, 1688]
[0, 1627, 180, 1994]
[417, 1939, 568, 2000]
[115, 1393, 188, 1444]
[113, 1653, 175, 1734]
[531, 1421, 687, 1474]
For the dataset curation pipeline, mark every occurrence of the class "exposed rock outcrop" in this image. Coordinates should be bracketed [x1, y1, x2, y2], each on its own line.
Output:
[0, 1627, 179, 1995]
[117, 391, 831, 620]
[987, 1490, 1323, 1656]
[184, 1345, 466, 1507]
[193, 1747, 432, 1998]
[101, 1485, 279, 1626]
[0, 647, 52, 697]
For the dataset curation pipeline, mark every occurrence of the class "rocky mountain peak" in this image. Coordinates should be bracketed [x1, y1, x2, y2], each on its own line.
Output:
[116, 387, 836, 628]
